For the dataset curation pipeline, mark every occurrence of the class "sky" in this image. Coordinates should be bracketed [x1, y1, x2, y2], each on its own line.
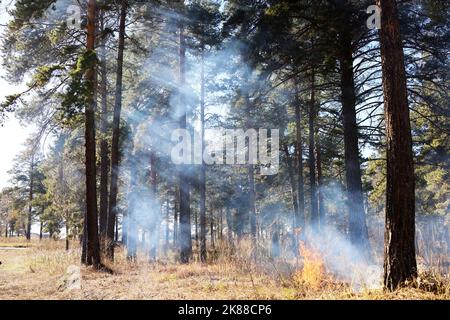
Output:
[0, 3, 33, 190]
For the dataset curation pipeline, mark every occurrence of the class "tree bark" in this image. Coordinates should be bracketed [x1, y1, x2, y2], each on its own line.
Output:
[226, 207, 233, 248]
[308, 70, 319, 227]
[83, 0, 101, 268]
[210, 211, 215, 249]
[294, 79, 305, 229]
[377, 0, 417, 290]
[316, 141, 325, 229]
[199, 48, 207, 263]
[174, 186, 179, 247]
[126, 152, 138, 261]
[26, 154, 34, 241]
[283, 144, 299, 229]
[149, 151, 158, 261]
[65, 224, 69, 251]
[99, 8, 109, 249]
[248, 164, 257, 244]
[107, 0, 127, 260]
[178, 23, 192, 263]
[338, 25, 370, 250]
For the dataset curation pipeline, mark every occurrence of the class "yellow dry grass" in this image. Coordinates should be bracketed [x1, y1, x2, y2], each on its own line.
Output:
[0, 237, 448, 300]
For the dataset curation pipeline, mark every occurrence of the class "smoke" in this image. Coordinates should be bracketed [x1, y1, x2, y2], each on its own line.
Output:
[301, 225, 383, 291]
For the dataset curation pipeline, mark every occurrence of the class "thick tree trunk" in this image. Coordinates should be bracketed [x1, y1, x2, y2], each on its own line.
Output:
[107, 0, 127, 260]
[294, 80, 305, 229]
[377, 0, 417, 290]
[338, 26, 370, 251]
[83, 0, 101, 268]
[99, 9, 109, 249]
[199, 48, 207, 263]
[178, 24, 192, 264]
[308, 71, 319, 227]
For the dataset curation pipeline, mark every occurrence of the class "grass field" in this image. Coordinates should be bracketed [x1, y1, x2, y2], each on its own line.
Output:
[0, 238, 448, 300]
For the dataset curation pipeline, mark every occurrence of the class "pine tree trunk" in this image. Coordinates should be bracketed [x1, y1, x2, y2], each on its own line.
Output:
[178, 24, 192, 264]
[210, 211, 215, 249]
[149, 151, 158, 261]
[99, 9, 109, 249]
[199, 48, 207, 263]
[316, 142, 325, 229]
[27, 155, 34, 241]
[65, 224, 69, 251]
[165, 199, 170, 254]
[126, 152, 138, 261]
[248, 164, 257, 244]
[294, 79, 305, 229]
[283, 144, 299, 229]
[83, 0, 101, 268]
[338, 26, 370, 250]
[174, 187, 179, 247]
[308, 71, 319, 227]
[107, 0, 127, 260]
[377, 0, 417, 290]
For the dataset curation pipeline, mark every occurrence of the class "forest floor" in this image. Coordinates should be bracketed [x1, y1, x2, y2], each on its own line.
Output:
[0, 238, 449, 300]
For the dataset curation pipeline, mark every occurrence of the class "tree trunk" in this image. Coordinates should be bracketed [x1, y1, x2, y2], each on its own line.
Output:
[65, 224, 69, 251]
[99, 9, 109, 249]
[107, 0, 127, 261]
[316, 141, 325, 229]
[210, 211, 215, 249]
[248, 164, 257, 244]
[377, 0, 417, 290]
[126, 152, 138, 261]
[39, 220, 43, 240]
[283, 144, 299, 228]
[226, 207, 233, 248]
[165, 199, 170, 254]
[338, 26, 370, 250]
[122, 210, 128, 246]
[27, 154, 34, 241]
[178, 23, 192, 264]
[115, 215, 119, 242]
[82, 0, 101, 268]
[174, 187, 179, 247]
[294, 79, 305, 229]
[308, 70, 319, 227]
[149, 151, 158, 261]
[199, 47, 207, 263]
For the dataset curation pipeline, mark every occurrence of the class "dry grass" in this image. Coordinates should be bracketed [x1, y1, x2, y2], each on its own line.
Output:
[0, 237, 448, 300]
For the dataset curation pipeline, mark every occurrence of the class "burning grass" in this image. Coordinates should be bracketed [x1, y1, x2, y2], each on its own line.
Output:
[0, 237, 448, 300]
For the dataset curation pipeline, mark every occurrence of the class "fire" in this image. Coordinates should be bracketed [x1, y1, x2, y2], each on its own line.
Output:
[294, 242, 326, 290]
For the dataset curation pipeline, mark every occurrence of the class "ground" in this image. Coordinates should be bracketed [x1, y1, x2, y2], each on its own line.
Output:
[0, 238, 448, 300]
